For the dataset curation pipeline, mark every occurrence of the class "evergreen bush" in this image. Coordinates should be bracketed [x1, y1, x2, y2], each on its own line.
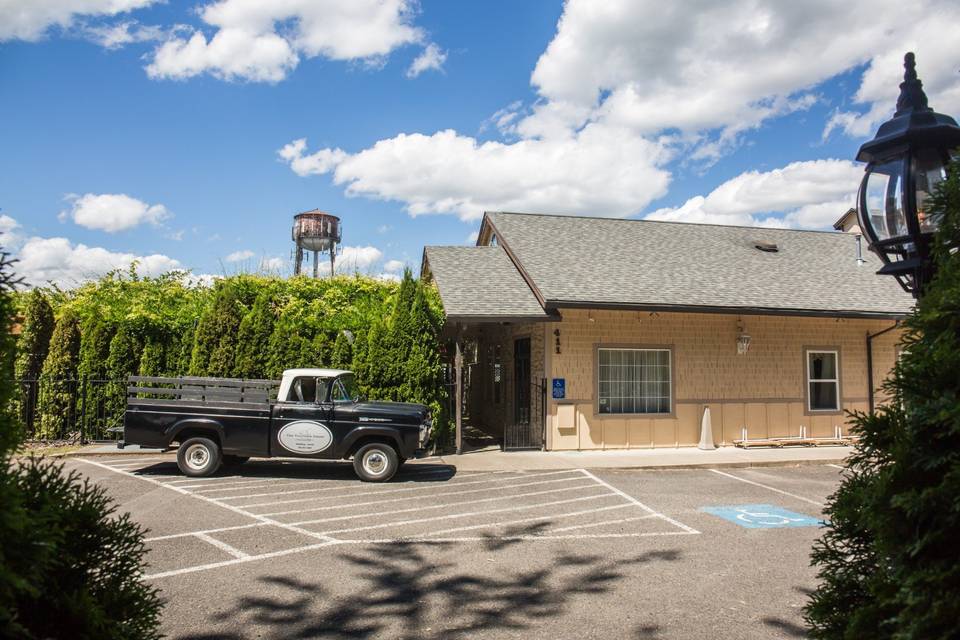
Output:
[12, 290, 53, 382]
[36, 311, 80, 440]
[233, 291, 275, 379]
[806, 159, 960, 639]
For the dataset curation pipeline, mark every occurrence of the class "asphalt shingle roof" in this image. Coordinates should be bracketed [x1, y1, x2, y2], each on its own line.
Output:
[485, 212, 913, 317]
[423, 245, 551, 320]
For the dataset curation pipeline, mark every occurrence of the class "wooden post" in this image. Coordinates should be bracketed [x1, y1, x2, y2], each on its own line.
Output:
[455, 338, 463, 455]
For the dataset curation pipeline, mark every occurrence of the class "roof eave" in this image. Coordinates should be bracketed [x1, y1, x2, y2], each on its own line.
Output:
[545, 299, 910, 321]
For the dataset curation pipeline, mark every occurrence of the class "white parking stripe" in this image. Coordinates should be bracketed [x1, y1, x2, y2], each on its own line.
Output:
[194, 533, 250, 559]
[143, 541, 339, 580]
[146, 522, 268, 542]
[278, 482, 599, 526]
[827, 464, 845, 470]
[310, 492, 619, 535]
[251, 475, 589, 514]
[423, 503, 633, 537]
[354, 531, 698, 544]
[180, 466, 470, 492]
[77, 458, 339, 545]
[549, 515, 656, 533]
[227, 470, 581, 506]
[97, 457, 171, 464]
[708, 468, 824, 507]
[579, 469, 701, 534]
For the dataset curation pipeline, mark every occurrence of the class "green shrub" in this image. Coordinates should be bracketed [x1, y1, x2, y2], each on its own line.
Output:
[104, 324, 141, 426]
[13, 290, 54, 382]
[0, 458, 162, 639]
[806, 159, 960, 639]
[233, 291, 275, 379]
[36, 311, 80, 440]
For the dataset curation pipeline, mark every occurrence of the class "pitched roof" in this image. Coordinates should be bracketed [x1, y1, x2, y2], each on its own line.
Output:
[481, 211, 912, 318]
[422, 245, 552, 321]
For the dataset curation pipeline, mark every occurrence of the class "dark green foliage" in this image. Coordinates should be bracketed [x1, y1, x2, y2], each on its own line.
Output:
[0, 457, 163, 639]
[806, 159, 960, 639]
[331, 330, 353, 369]
[138, 335, 166, 377]
[190, 282, 245, 376]
[104, 324, 142, 424]
[37, 312, 80, 440]
[12, 290, 54, 382]
[234, 292, 275, 379]
[0, 257, 163, 639]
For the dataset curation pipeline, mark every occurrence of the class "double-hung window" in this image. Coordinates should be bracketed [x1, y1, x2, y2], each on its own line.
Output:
[598, 348, 671, 414]
[807, 350, 840, 411]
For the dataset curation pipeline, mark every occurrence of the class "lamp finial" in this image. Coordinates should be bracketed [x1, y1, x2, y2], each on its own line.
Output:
[895, 51, 930, 115]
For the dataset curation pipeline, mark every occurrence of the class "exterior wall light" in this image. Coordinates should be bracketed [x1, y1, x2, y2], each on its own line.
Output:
[736, 318, 751, 355]
[855, 52, 960, 297]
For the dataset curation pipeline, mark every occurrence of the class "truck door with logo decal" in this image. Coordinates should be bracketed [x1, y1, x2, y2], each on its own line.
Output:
[271, 375, 337, 459]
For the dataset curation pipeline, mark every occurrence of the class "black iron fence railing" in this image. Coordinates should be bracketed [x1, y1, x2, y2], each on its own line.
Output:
[12, 378, 126, 443]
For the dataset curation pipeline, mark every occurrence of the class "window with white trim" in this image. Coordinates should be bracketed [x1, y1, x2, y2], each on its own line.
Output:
[807, 350, 840, 411]
[598, 348, 671, 414]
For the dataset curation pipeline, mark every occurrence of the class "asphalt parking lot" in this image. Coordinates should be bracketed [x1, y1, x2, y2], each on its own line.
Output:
[67, 456, 843, 639]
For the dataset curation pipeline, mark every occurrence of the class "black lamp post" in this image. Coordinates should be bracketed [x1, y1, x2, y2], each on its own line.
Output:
[855, 52, 960, 298]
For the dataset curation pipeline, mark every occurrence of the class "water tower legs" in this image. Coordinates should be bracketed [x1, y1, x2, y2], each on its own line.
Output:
[294, 246, 303, 276]
[312, 250, 319, 278]
[330, 243, 335, 277]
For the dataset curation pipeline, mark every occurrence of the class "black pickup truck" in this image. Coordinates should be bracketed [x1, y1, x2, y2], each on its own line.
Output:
[122, 368, 431, 482]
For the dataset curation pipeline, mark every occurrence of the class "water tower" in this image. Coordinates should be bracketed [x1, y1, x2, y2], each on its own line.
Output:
[292, 209, 341, 277]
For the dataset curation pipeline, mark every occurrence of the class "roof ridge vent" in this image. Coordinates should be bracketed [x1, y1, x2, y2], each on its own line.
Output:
[753, 241, 779, 253]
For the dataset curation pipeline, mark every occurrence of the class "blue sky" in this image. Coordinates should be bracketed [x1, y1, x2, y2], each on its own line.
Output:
[2, 0, 958, 287]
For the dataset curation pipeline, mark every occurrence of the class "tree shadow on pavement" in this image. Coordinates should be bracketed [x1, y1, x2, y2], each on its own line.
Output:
[173, 527, 682, 639]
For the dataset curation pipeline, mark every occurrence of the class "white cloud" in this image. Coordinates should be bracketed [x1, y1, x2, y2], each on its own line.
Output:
[146, 0, 423, 82]
[278, 139, 347, 177]
[376, 224, 391, 234]
[406, 43, 446, 78]
[336, 245, 383, 273]
[521, 0, 960, 145]
[62, 193, 170, 232]
[278, 125, 672, 220]
[383, 259, 404, 273]
[466, 231, 479, 244]
[645, 159, 862, 228]
[80, 19, 165, 49]
[375, 272, 401, 282]
[259, 256, 285, 272]
[225, 249, 255, 262]
[0, 215, 23, 250]
[0, 0, 158, 42]
[16, 234, 181, 287]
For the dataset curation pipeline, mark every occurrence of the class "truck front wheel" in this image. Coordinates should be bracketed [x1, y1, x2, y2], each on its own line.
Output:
[353, 443, 399, 482]
[177, 437, 222, 477]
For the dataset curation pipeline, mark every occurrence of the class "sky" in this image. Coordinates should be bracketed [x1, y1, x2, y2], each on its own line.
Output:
[2, 0, 959, 288]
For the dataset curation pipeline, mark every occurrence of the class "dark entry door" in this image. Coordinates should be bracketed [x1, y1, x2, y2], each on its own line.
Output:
[504, 338, 543, 450]
[514, 338, 531, 425]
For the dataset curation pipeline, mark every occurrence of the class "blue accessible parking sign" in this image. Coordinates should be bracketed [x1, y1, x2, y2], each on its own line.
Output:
[700, 504, 823, 529]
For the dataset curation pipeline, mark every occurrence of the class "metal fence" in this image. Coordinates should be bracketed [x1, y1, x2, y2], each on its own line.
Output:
[13, 378, 126, 443]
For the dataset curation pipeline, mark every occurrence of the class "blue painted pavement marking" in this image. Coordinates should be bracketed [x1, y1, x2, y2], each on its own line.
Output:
[700, 504, 823, 529]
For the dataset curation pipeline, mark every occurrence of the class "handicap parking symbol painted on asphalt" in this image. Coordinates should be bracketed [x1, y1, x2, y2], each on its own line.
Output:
[700, 504, 823, 529]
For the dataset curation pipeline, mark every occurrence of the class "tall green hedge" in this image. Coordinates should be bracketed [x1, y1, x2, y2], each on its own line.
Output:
[15, 270, 449, 439]
[37, 311, 80, 439]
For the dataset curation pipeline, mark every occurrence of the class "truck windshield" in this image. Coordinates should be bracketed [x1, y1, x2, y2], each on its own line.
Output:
[334, 374, 361, 402]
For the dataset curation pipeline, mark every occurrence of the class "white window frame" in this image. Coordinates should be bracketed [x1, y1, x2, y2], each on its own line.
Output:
[806, 349, 840, 412]
[597, 347, 672, 416]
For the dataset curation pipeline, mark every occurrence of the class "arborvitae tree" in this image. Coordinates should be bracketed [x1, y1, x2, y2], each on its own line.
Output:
[265, 312, 316, 379]
[172, 322, 196, 376]
[331, 330, 353, 369]
[190, 283, 244, 376]
[138, 334, 167, 377]
[233, 292, 274, 379]
[77, 317, 115, 439]
[13, 289, 54, 382]
[0, 251, 21, 451]
[37, 311, 81, 439]
[359, 319, 389, 399]
[104, 324, 141, 427]
[806, 159, 960, 639]
[312, 332, 332, 368]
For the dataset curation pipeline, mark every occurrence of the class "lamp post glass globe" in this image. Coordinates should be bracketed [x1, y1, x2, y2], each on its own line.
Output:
[855, 52, 960, 297]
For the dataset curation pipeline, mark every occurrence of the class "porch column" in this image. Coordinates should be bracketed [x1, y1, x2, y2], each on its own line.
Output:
[455, 335, 463, 455]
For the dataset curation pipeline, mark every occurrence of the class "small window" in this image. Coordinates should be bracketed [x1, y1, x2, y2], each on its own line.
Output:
[333, 374, 359, 403]
[287, 377, 317, 403]
[598, 348, 671, 414]
[807, 350, 840, 411]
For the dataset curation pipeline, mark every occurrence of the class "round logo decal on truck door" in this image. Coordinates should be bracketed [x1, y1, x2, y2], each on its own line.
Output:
[277, 421, 334, 454]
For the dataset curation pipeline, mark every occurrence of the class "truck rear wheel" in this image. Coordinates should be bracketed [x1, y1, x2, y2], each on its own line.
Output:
[177, 437, 221, 477]
[353, 443, 399, 482]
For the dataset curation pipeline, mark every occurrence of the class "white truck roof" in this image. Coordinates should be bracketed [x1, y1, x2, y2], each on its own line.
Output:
[282, 368, 351, 378]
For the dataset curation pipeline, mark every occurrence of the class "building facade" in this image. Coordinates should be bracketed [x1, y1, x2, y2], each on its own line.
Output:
[423, 212, 910, 451]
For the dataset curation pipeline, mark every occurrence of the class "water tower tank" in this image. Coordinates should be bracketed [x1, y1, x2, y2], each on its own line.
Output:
[292, 209, 341, 277]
